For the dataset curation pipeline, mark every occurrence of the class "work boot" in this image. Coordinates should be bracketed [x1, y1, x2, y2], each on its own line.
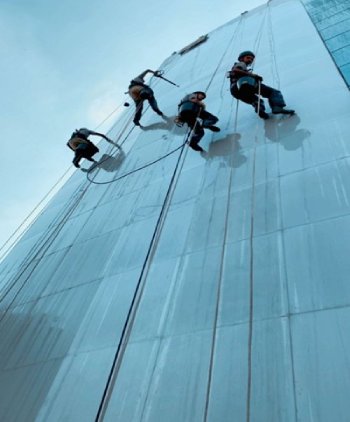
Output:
[272, 106, 295, 115]
[189, 142, 204, 152]
[258, 110, 269, 119]
[207, 125, 221, 132]
[72, 158, 80, 168]
[156, 111, 163, 116]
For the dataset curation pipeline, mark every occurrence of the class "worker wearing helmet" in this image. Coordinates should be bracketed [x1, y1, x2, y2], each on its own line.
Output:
[175, 91, 220, 152]
[228, 51, 294, 119]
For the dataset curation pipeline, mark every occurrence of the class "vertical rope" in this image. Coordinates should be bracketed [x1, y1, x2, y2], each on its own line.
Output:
[245, 80, 261, 422]
[95, 19, 245, 421]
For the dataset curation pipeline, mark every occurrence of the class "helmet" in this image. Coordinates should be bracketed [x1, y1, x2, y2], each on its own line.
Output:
[193, 91, 206, 98]
[238, 50, 255, 61]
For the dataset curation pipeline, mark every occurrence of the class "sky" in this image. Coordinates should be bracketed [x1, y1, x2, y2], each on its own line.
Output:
[0, 0, 265, 250]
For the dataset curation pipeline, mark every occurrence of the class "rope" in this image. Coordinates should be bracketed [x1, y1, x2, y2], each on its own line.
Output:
[0, 182, 91, 321]
[203, 15, 247, 422]
[93, 101, 126, 131]
[0, 165, 74, 262]
[0, 68, 176, 327]
[0, 93, 139, 263]
[267, 3, 281, 89]
[95, 22, 240, 421]
[252, 7, 269, 70]
[95, 140, 188, 422]
[245, 81, 262, 422]
[87, 140, 188, 185]
[0, 94, 139, 308]
[205, 16, 244, 93]
[245, 8, 269, 413]
[85, 71, 170, 183]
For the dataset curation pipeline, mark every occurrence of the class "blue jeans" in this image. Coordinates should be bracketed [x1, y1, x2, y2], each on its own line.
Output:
[231, 82, 286, 114]
[134, 88, 162, 123]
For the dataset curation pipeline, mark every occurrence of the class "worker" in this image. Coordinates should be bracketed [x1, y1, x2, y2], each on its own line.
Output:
[176, 91, 220, 152]
[67, 128, 112, 168]
[228, 51, 294, 119]
[128, 69, 164, 126]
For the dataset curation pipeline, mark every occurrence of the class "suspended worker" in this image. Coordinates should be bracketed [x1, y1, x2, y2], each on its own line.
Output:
[67, 128, 112, 168]
[128, 69, 164, 126]
[228, 51, 294, 119]
[175, 91, 220, 152]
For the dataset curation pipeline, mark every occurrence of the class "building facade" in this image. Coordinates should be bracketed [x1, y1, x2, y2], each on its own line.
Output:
[0, 0, 350, 420]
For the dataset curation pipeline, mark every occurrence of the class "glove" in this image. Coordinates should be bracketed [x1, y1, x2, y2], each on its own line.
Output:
[153, 70, 163, 77]
[174, 116, 183, 127]
[255, 75, 263, 82]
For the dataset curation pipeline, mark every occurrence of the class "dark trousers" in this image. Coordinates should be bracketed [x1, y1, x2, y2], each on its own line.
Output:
[73, 143, 99, 166]
[180, 109, 218, 146]
[134, 88, 162, 123]
[231, 83, 286, 114]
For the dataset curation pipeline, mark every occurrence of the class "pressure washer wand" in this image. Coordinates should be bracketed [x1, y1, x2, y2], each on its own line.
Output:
[154, 71, 179, 87]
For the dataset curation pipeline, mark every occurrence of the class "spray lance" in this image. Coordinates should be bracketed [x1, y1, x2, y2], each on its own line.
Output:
[153, 70, 179, 87]
[124, 70, 179, 107]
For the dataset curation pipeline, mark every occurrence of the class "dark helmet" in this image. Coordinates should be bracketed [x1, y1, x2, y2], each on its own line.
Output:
[193, 91, 206, 98]
[238, 50, 255, 61]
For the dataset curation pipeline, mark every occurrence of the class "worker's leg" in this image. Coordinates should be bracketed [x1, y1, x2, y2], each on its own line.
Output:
[133, 100, 144, 125]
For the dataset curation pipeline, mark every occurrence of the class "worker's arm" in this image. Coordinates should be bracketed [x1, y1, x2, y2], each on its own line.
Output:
[229, 66, 262, 81]
[88, 130, 112, 142]
[134, 69, 156, 82]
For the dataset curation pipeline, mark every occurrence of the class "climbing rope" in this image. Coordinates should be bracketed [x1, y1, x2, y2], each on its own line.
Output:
[245, 10, 269, 421]
[0, 60, 179, 312]
[95, 21, 241, 421]
[0, 92, 139, 263]
[0, 182, 91, 320]
[87, 138, 189, 185]
[85, 68, 175, 184]
[93, 101, 126, 131]
[0, 165, 74, 262]
[267, 2, 281, 89]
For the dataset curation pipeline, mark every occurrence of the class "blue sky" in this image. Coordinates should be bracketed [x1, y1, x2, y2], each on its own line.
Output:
[0, 0, 265, 249]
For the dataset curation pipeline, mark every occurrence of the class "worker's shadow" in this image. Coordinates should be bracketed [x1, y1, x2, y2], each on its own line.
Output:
[264, 114, 311, 150]
[142, 115, 188, 136]
[83, 148, 126, 173]
[203, 133, 247, 168]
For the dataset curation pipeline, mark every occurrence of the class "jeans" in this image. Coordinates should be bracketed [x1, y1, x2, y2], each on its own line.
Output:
[180, 107, 218, 146]
[231, 82, 286, 114]
[73, 142, 99, 166]
[133, 88, 162, 123]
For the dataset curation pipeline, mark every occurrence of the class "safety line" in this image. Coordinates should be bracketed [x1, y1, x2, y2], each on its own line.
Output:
[94, 130, 190, 422]
[203, 12, 258, 421]
[0, 100, 138, 309]
[0, 65, 167, 274]
[87, 140, 187, 185]
[0, 183, 91, 322]
[268, 5, 299, 419]
[245, 145, 257, 422]
[267, 2, 281, 89]
[205, 16, 245, 93]
[0, 165, 73, 262]
[93, 102, 125, 131]
[0, 182, 88, 304]
[95, 19, 239, 420]
[0, 95, 136, 263]
[246, 64, 264, 422]
[202, 106, 240, 422]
